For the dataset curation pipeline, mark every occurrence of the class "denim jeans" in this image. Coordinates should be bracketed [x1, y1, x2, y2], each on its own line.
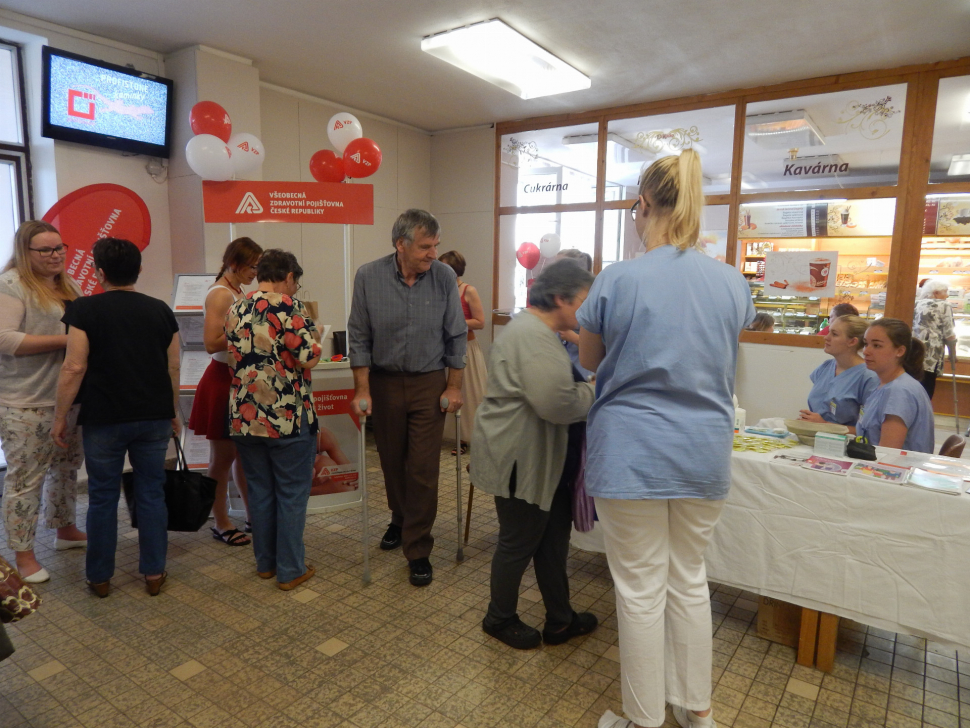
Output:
[83, 419, 171, 583]
[233, 411, 315, 583]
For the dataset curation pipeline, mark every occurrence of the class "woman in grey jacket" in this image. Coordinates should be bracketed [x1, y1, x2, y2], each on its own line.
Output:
[470, 260, 597, 649]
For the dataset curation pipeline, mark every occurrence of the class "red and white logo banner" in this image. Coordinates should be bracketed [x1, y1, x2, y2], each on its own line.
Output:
[202, 180, 373, 224]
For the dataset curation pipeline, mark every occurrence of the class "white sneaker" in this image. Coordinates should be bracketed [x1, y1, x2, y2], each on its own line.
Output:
[599, 710, 635, 728]
[672, 705, 717, 728]
[55, 538, 87, 550]
[21, 567, 50, 584]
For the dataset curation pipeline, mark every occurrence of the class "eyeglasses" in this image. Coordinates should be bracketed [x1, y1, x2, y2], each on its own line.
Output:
[29, 244, 67, 257]
[629, 199, 639, 221]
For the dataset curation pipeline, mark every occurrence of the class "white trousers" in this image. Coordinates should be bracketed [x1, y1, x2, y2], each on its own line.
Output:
[595, 497, 725, 727]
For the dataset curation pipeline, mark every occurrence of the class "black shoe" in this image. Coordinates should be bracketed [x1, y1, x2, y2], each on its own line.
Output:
[542, 612, 598, 645]
[380, 523, 402, 550]
[408, 557, 433, 586]
[483, 616, 542, 650]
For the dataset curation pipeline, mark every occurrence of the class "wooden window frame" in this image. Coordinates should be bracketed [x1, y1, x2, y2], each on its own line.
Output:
[492, 56, 970, 336]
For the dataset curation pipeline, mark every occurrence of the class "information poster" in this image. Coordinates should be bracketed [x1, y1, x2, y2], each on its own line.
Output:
[179, 350, 211, 392]
[177, 315, 205, 347]
[935, 198, 970, 235]
[181, 429, 211, 471]
[763, 251, 839, 296]
[172, 274, 216, 311]
[308, 367, 363, 514]
[739, 199, 895, 238]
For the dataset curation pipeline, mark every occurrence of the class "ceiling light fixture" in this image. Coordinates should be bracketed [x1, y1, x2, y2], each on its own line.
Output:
[746, 110, 825, 149]
[948, 154, 970, 176]
[421, 19, 591, 100]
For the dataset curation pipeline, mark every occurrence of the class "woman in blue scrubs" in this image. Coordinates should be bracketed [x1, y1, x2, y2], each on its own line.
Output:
[857, 318, 936, 453]
[578, 150, 755, 728]
[798, 315, 878, 430]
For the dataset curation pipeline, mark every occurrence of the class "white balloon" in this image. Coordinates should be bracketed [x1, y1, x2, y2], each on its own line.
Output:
[327, 112, 363, 153]
[185, 134, 232, 181]
[227, 133, 265, 176]
[539, 232, 561, 258]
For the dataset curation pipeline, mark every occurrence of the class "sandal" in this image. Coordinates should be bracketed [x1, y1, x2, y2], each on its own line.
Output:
[451, 443, 468, 456]
[211, 527, 251, 546]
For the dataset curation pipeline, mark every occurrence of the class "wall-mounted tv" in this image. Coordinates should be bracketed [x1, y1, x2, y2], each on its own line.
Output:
[41, 46, 174, 158]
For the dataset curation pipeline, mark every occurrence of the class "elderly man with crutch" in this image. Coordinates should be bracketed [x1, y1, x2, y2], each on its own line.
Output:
[349, 209, 466, 586]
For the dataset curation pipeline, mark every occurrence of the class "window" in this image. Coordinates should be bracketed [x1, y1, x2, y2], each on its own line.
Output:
[500, 123, 599, 208]
[0, 40, 31, 265]
[929, 75, 970, 184]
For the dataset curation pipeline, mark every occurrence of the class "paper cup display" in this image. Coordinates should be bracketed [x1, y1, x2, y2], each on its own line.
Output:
[809, 258, 832, 288]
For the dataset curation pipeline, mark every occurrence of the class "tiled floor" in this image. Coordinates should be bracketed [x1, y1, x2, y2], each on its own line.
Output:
[1, 435, 968, 728]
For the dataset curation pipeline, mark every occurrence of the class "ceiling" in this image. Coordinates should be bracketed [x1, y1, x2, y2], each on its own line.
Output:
[2, 0, 969, 132]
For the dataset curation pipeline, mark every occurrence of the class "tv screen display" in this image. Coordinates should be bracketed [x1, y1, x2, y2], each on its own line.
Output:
[41, 46, 174, 158]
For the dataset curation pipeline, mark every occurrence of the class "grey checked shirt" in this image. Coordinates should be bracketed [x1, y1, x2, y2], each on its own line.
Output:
[348, 253, 467, 372]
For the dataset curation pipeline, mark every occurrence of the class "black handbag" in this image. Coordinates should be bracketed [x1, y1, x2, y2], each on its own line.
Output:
[123, 435, 217, 532]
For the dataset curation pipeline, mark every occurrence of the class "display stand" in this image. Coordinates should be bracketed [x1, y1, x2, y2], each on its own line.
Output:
[170, 274, 246, 516]
[308, 360, 362, 514]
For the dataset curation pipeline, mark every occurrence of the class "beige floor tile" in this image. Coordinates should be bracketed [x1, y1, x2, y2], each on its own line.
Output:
[786, 677, 821, 701]
[169, 659, 206, 681]
[317, 638, 350, 656]
[27, 659, 67, 682]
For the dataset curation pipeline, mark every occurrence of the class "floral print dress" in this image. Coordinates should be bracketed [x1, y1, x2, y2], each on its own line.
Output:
[913, 298, 955, 374]
[226, 291, 321, 438]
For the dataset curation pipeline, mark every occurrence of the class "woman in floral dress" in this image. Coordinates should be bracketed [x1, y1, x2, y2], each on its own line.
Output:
[226, 250, 322, 591]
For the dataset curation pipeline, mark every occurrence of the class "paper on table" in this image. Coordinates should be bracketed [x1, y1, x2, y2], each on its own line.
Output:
[904, 468, 964, 495]
[880, 452, 970, 481]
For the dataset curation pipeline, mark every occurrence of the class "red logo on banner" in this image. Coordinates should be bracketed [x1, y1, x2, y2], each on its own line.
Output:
[42, 184, 151, 296]
[313, 389, 361, 429]
[203, 181, 373, 224]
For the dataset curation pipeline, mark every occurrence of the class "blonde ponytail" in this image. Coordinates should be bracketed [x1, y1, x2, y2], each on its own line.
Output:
[637, 149, 705, 251]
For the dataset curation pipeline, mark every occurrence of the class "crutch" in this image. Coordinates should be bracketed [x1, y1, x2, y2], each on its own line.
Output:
[950, 348, 961, 435]
[358, 398, 371, 584]
[441, 397, 465, 563]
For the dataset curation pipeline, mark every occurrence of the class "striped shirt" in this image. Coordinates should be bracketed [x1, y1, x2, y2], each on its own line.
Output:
[348, 253, 467, 372]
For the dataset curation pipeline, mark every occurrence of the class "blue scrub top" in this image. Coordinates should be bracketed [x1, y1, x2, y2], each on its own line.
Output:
[807, 359, 879, 426]
[576, 245, 755, 500]
[857, 373, 936, 454]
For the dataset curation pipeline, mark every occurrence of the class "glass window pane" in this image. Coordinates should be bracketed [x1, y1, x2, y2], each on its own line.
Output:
[500, 123, 599, 207]
[0, 46, 22, 145]
[605, 106, 736, 200]
[497, 210, 596, 311]
[739, 198, 895, 333]
[742, 84, 907, 192]
[0, 160, 17, 266]
[602, 203, 731, 269]
[929, 76, 970, 183]
[920, 193, 970, 356]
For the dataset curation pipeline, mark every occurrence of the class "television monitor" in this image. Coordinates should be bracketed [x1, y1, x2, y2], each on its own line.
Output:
[41, 46, 174, 158]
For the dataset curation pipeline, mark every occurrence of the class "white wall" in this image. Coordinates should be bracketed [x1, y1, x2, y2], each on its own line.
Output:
[430, 126, 495, 354]
[736, 342, 828, 423]
[0, 11, 174, 301]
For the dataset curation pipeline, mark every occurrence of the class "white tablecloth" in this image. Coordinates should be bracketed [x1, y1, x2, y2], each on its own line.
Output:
[707, 446, 970, 649]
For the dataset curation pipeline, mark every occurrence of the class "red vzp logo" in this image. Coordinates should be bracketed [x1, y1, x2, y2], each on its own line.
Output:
[349, 152, 361, 163]
[67, 89, 96, 120]
[333, 121, 344, 130]
[237, 141, 250, 152]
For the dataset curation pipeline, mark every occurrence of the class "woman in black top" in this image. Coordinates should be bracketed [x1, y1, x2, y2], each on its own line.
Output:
[53, 238, 180, 598]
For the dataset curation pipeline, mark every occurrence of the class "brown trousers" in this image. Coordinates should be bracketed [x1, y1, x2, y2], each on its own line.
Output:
[369, 369, 446, 560]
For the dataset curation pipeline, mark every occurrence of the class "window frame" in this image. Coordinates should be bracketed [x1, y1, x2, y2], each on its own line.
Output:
[0, 39, 33, 225]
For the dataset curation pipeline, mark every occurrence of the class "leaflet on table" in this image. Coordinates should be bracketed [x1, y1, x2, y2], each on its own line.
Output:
[849, 462, 909, 484]
[802, 455, 853, 475]
[903, 468, 964, 495]
[878, 452, 970, 481]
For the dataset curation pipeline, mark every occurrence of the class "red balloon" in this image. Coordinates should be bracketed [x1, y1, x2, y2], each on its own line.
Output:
[343, 137, 382, 179]
[516, 242, 541, 270]
[309, 149, 345, 183]
[190, 101, 232, 142]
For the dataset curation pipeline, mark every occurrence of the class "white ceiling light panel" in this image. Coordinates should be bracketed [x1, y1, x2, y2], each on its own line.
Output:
[421, 19, 591, 100]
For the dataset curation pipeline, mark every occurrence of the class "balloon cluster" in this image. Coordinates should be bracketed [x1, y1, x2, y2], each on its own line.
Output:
[309, 113, 382, 183]
[516, 233, 562, 271]
[185, 101, 266, 181]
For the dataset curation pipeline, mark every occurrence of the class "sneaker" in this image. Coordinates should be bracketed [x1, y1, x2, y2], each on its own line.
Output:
[482, 616, 541, 650]
[599, 709, 635, 728]
[380, 523, 402, 550]
[408, 557, 433, 586]
[672, 705, 717, 728]
[542, 611, 598, 645]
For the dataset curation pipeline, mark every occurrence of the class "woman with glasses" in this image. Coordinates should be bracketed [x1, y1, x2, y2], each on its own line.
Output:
[188, 237, 262, 546]
[0, 221, 86, 583]
[579, 151, 755, 728]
